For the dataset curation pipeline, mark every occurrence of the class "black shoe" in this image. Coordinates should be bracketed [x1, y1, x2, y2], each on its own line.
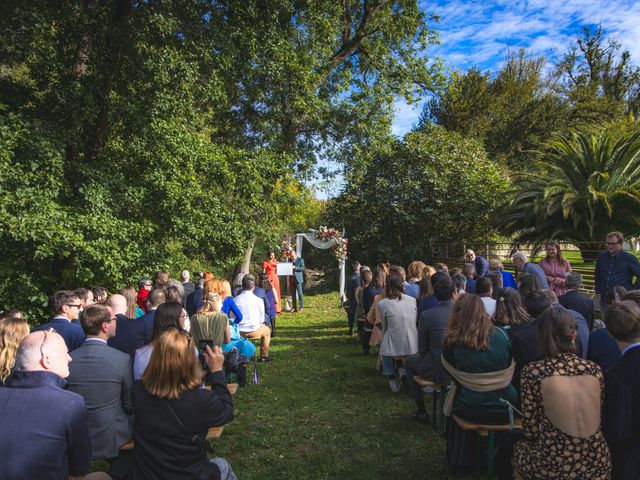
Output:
[258, 356, 273, 362]
[415, 413, 430, 425]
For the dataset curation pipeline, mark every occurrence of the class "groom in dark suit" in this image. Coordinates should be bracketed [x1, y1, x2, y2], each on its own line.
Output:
[67, 303, 133, 462]
[291, 251, 306, 312]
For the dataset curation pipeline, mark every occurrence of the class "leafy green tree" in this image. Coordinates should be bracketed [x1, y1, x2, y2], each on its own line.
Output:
[500, 129, 640, 256]
[327, 125, 509, 264]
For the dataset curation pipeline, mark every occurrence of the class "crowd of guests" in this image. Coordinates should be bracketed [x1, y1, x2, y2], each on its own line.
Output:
[347, 232, 640, 479]
[0, 267, 284, 480]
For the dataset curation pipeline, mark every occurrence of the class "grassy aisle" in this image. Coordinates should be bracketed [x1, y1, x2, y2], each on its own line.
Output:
[213, 292, 447, 479]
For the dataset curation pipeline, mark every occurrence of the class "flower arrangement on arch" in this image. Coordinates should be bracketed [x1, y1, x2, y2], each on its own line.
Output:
[315, 226, 348, 262]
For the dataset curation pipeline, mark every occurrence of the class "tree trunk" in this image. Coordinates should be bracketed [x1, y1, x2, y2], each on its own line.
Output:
[241, 237, 256, 274]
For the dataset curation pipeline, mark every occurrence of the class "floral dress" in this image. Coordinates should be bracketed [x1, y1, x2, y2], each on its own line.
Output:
[513, 353, 611, 479]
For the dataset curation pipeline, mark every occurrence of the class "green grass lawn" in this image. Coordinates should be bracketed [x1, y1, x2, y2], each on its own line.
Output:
[212, 292, 448, 479]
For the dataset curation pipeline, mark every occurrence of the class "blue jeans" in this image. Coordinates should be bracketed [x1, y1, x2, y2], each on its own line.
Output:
[381, 355, 397, 377]
[292, 281, 304, 310]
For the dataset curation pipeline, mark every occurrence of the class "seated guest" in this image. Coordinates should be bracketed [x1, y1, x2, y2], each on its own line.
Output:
[517, 272, 542, 300]
[588, 324, 622, 371]
[513, 251, 549, 289]
[131, 329, 235, 480]
[441, 294, 518, 474]
[92, 286, 109, 304]
[136, 278, 153, 312]
[603, 301, 640, 479]
[0, 330, 109, 480]
[67, 304, 133, 462]
[489, 259, 517, 289]
[487, 271, 503, 299]
[219, 279, 242, 324]
[139, 288, 166, 343]
[107, 294, 148, 359]
[0, 312, 29, 385]
[492, 288, 532, 333]
[254, 273, 277, 331]
[510, 291, 552, 392]
[405, 276, 456, 423]
[133, 302, 183, 380]
[558, 272, 594, 330]
[232, 273, 244, 297]
[190, 293, 230, 347]
[235, 274, 272, 362]
[33, 290, 86, 352]
[464, 248, 489, 278]
[451, 272, 466, 296]
[186, 277, 204, 317]
[122, 285, 145, 319]
[476, 277, 496, 317]
[547, 290, 589, 358]
[378, 272, 419, 393]
[417, 268, 445, 318]
[462, 263, 476, 293]
[513, 308, 611, 479]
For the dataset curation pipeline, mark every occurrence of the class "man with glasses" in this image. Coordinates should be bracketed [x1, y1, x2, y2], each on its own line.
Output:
[67, 304, 133, 467]
[33, 290, 86, 352]
[0, 330, 110, 479]
[595, 231, 640, 317]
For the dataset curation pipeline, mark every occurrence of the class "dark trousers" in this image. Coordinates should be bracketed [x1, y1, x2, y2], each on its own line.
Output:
[292, 280, 304, 310]
[359, 322, 372, 353]
[347, 311, 356, 332]
[404, 354, 426, 402]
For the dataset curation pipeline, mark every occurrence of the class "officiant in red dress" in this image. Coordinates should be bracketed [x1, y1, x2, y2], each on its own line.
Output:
[262, 251, 282, 313]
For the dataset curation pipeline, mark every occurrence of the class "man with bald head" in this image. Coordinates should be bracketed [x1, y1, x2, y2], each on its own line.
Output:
[107, 293, 149, 358]
[0, 330, 107, 479]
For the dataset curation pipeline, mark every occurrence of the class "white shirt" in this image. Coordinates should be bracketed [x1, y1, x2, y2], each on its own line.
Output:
[480, 296, 497, 318]
[234, 290, 265, 333]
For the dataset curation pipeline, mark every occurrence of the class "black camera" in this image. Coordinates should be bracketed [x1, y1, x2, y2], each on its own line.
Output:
[198, 339, 213, 370]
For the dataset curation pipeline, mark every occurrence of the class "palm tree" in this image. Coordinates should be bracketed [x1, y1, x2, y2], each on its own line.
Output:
[501, 129, 640, 258]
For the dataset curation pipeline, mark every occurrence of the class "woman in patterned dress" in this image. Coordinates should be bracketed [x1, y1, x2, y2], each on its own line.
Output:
[512, 307, 611, 479]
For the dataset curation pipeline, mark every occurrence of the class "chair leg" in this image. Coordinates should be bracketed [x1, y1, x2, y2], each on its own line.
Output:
[474, 433, 481, 480]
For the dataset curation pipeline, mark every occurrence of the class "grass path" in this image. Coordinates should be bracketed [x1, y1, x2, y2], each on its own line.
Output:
[213, 292, 448, 479]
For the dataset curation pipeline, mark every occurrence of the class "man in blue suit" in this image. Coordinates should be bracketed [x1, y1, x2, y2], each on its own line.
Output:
[291, 251, 305, 312]
[33, 290, 86, 352]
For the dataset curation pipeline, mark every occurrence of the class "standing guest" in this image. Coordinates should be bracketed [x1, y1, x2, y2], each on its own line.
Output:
[603, 301, 640, 479]
[464, 249, 489, 278]
[136, 279, 153, 312]
[354, 268, 372, 335]
[0, 330, 109, 480]
[133, 302, 183, 380]
[33, 290, 86, 352]
[92, 287, 109, 304]
[131, 330, 236, 480]
[235, 275, 272, 362]
[489, 259, 517, 289]
[390, 265, 417, 299]
[154, 270, 169, 290]
[462, 263, 476, 294]
[513, 251, 549, 289]
[122, 286, 145, 318]
[451, 272, 467, 296]
[517, 273, 542, 300]
[291, 250, 305, 312]
[436, 263, 449, 272]
[139, 288, 166, 343]
[377, 272, 418, 393]
[487, 271, 503, 299]
[539, 241, 572, 296]
[180, 270, 196, 305]
[76, 288, 96, 309]
[190, 293, 230, 348]
[67, 304, 133, 462]
[107, 294, 148, 359]
[0, 312, 29, 385]
[512, 308, 611, 480]
[405, 277, 456, 423]
[558, 272, 594, 330]
[547, 290, 589, 358]
[262, 251, 282, 314]
[595, 231, 640, 318]
[346, 261, 362, 336]
[441, 294, 517, 474]
[476, 277, 496, 317]
[588, 324, 622, 372]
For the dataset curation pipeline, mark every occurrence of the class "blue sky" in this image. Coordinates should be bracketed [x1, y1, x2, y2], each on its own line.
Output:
[391, 0, 640, 136]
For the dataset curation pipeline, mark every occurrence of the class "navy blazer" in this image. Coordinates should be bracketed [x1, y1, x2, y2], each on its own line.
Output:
[33, 317, 86, 352]
[604, 345, 640, 479]
[67, 339, 134, 460]
[559, 289, 595, 330]
[108, 314, 149, 359]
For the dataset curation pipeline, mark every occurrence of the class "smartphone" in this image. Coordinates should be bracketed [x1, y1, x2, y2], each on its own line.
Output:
[198, 340, 214, 370]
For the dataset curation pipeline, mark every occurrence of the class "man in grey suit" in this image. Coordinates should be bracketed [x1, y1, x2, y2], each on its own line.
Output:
[404, 276, 457, 424]
[291, 251, 305, 312]
[67, 303, 133, 462]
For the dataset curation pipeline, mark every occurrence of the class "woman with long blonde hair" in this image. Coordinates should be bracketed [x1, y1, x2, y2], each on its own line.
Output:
[0, 313, 29, 385]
